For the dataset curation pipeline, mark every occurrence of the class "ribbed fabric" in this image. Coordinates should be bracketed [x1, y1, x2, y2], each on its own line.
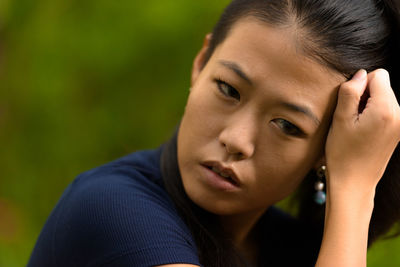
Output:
[27, 145, 322, 267]
[27, 146, 201, 267]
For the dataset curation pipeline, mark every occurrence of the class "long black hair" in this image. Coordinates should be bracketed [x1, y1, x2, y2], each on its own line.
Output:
[161, 0, 400, 266]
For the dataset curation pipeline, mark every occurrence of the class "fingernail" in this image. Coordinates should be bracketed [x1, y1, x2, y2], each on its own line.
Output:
[352, 69, 367, 81]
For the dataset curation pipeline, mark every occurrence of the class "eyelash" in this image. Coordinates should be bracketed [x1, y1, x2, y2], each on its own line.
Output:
[272, 118, 304, 137]
[215, 79, 241, 100]
[214, 78, 304, 137]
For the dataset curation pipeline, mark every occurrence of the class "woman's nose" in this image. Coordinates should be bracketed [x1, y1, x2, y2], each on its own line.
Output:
[218, 117, 256, 159]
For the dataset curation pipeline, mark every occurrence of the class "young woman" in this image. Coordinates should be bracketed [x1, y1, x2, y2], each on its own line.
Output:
[28, 0, 400, 266]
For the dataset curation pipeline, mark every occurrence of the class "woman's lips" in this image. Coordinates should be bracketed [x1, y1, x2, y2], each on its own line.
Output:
[200, 161, 241, 191]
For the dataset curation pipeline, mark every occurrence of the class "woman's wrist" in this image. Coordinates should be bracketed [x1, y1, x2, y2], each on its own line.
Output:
[325, 171, 377, 208]
[325, 185, 375, 228]
[316, 176, 375, 267]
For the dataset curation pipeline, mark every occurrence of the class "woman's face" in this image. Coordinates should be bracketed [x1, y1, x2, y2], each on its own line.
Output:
[178, 19, 346, 217]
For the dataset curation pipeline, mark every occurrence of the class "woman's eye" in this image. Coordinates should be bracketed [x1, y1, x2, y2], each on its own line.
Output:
[216, 79, 240, 101]
[272, 118, 304, 137]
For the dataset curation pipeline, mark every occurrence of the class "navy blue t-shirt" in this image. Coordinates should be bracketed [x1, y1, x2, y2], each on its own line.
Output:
[28, 146, 321, 267]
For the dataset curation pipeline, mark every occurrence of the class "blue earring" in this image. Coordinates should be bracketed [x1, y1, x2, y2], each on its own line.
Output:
[314, 165, 326, 205]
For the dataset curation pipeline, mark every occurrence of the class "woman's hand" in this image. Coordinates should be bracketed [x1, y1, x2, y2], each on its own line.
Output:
[316, 69, 400, 267]
[325, 68, 400, 196]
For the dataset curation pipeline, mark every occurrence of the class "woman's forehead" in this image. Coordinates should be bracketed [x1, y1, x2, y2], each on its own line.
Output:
[208, 20, 345, 101]
[200, 19, 346, 123]
[212, 19, 346, 88]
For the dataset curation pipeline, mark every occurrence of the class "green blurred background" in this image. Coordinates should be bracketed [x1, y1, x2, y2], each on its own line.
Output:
[0, 1, 399, 266]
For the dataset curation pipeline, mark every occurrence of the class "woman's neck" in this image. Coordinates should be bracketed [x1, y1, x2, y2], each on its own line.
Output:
[218, 208, 267, 265]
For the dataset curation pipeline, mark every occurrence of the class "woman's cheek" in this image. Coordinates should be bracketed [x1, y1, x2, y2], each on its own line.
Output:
[186, 91, 229, 133]
[255, 140, 313, 185]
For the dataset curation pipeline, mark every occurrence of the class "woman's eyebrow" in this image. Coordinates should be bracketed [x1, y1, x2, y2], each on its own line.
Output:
[280, 102, 321, 126]
[219, 60, 253, 85]
[218, 60, 320, 126]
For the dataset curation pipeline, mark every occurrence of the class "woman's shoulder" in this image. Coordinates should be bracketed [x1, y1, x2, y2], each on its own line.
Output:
[28, 146, 200, 267]
[70, 146, 167, 199]
[59, 146, 173, 221]
[76, 145, 165, 187]
[61, 146, 175, 217]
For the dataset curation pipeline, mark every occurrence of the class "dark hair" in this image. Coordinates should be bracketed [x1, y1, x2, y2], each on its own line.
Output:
[161, 0, 400, 266]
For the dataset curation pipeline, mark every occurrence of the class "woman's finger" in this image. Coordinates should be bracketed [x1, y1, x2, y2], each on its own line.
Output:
[334, 69, 368, 121]
[362, 70, 400, 141]
[367, 69, 396, 101]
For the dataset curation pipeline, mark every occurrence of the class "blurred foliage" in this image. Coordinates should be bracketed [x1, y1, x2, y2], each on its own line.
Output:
[0, 1, 399, 266]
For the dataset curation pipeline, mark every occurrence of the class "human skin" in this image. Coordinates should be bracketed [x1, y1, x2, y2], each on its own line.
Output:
[317, 68, 400, 266]
[159, 19, 400, 267]
[178, 18, 344, 259]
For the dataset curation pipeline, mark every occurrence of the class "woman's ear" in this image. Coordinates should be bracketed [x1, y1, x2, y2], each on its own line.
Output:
[191, 33, 212, 87]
